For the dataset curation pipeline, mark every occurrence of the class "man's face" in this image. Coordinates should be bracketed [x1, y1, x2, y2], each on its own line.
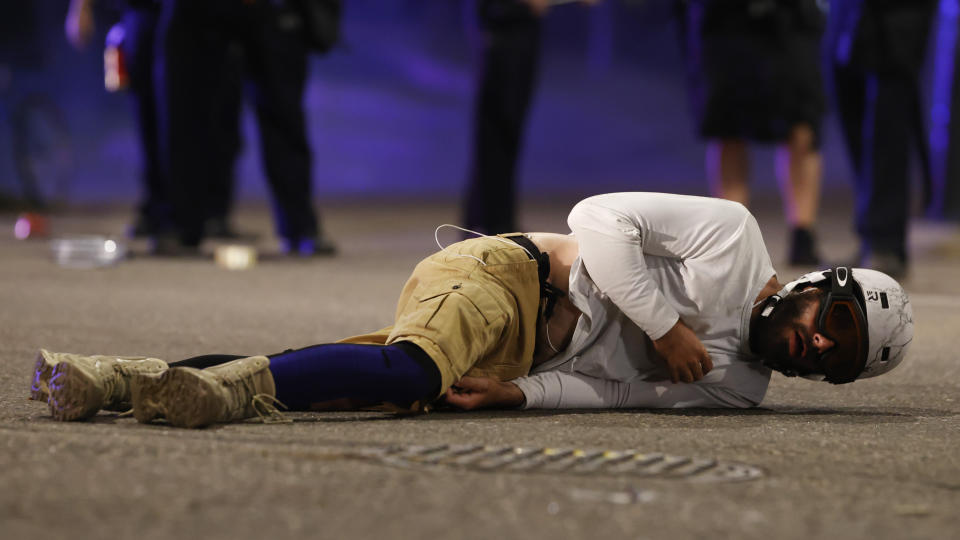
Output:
[755, 288, 837, 376]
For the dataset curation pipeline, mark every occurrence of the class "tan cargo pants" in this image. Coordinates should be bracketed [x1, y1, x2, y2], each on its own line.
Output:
[339, 235, 541, 398]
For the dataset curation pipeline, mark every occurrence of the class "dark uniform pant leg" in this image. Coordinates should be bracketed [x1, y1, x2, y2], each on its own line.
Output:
[207, 45, 244, 226]
[244, 1, 318, 242]
[123, 5, 166, 232]
[155, 0, 235, 245]
[464, 1, 542, 235]
[833, 63, 912, 258]
[853, 75, 915, 259]
[832, 62, 865, 172]
[830, 1, 935, 262]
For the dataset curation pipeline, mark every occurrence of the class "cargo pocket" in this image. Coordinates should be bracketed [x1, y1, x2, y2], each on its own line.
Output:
[392, 279, 506, 381]
[417, 281, 493, 327]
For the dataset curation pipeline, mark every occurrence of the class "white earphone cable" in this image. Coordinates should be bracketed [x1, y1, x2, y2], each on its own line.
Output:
[433, 224, 536, 266]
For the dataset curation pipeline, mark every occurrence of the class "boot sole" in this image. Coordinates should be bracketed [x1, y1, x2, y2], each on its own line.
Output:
[134, 368, 224, 429]
[47, 361, 105, 421]
[130, 371, 167, 424]
[29, 350, 57, 402]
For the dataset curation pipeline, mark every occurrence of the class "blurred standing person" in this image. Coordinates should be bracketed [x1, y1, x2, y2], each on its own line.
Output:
[828, 0, 936, 278]
[677, 0, 827, 265]
[65, 0, 243, 239]
[463, 0, 545, 236]
[463, 0, 597, 235]
[155, 0, 338, 255]
[1, 3, 61, 208]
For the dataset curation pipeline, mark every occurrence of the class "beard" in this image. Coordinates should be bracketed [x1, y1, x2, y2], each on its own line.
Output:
[752, 289, 821, 376]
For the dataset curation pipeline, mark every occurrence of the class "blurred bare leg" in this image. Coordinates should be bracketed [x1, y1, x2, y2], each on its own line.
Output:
[706, 139, 750, 206]
[776, 124, 822, 228]
[776, 124, 823, 264]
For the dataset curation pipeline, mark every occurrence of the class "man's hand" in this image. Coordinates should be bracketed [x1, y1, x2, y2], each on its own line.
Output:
[522, 0, 602, 17]
[521, 0, 551, 16]
[652, 319, 713, 383]
[444, 376, 525, 410]
[65, 0, 96, 50]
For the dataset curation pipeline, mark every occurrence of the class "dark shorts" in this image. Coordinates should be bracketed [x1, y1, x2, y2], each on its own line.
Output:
[680, 0, 826, 145]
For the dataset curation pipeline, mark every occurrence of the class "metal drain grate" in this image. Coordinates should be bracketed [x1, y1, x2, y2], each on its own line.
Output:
[356, 444, 764, 482]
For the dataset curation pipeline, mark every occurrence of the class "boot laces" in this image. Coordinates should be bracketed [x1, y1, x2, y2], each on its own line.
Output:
[252, 394, 291, 424]
[223, 366, 291, 424]
[110, 360, 160, 405]
[101, 360, 126, 405]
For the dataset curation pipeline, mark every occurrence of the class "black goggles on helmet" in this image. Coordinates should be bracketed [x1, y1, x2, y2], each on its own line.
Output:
[814, 267, 869, 384]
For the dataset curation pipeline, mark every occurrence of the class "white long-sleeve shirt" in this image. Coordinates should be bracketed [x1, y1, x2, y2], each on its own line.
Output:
[513, 192, 776, 409]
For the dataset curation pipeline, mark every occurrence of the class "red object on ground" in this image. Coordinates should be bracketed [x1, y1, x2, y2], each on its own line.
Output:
[14, 213, 50, 240]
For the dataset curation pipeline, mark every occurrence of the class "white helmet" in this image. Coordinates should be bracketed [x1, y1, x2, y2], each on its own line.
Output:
[762, 267, 914, 383]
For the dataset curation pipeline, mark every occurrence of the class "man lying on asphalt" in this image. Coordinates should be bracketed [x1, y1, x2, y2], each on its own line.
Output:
[30, 193, 914, 427]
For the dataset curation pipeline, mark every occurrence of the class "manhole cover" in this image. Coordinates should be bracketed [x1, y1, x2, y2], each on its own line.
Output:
[356, 444, 764, 482]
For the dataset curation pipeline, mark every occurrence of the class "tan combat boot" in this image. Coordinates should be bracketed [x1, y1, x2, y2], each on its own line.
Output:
[31, 349, 163, 403]
[42, 350, 168, 421]
[131, 355, 285, 429]
[29, 349, 60, 402]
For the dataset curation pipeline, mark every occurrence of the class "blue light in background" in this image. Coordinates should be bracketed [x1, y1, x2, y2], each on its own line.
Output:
[928, 0, 959, 217]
